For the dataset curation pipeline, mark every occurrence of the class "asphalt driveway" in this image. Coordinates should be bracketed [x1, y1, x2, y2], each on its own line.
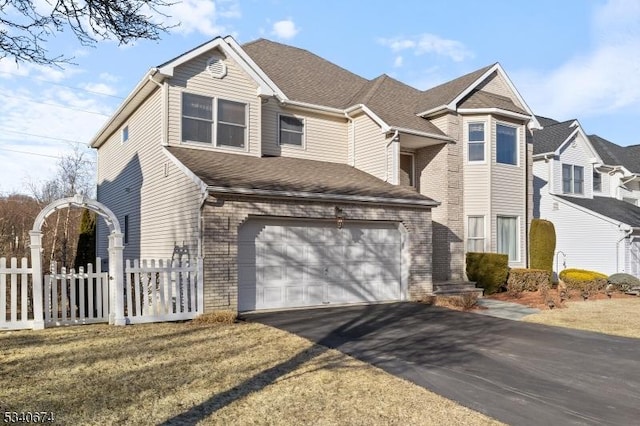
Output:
[246, 302, 640, 425]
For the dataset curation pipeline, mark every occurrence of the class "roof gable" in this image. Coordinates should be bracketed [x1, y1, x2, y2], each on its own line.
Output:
[589, 134, 640, 174]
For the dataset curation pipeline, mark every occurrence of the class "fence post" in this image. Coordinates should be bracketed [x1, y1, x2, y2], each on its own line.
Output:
[108, 232, 126, 326]
[197, 257, 204, 314]
[29, 231, 45, 330]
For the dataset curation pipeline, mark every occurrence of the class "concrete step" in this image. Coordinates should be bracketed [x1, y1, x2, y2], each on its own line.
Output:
[434, 288, 484, 297]
[433, 280, 483, 297]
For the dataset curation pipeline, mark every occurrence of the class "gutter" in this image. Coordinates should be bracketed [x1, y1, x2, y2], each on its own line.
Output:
[344, 111, 356, 166]
[279, 99, 345, 117]
[205, 184, 440, 208]
[90, 67, 166, 148]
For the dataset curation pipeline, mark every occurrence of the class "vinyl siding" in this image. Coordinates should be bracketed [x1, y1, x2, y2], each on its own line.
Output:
[553, 133, 593, 197]
[352, 113, 388, 181]
[261, 102, 348, 162]
[538, 194, 625, 276]
[479, 72, 525, 110]
[97, 89, 201, 263]
[167, 49, 261, 156]
[428, 114, 449, 134]
[490, 117, 527, 267]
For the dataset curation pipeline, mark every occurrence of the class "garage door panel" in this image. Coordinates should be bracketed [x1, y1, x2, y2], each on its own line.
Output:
[238, 219, 402, 311]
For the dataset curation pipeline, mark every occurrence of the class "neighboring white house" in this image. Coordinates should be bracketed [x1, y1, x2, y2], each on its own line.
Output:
[532, 116, 640, 277]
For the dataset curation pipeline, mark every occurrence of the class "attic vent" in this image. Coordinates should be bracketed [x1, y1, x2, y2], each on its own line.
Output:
[207, 56, 227, 79]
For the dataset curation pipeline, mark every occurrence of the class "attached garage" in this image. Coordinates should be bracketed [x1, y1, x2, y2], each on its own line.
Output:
[238, 218, 405, 312]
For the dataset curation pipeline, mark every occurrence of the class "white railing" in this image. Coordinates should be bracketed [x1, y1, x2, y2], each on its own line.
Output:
[44, 259, 110, 326]
[125, 258, 203, 324]
[0, 257, 34, 330]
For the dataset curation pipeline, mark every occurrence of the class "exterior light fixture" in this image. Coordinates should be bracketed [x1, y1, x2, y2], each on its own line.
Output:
[335, 206, 345, 229]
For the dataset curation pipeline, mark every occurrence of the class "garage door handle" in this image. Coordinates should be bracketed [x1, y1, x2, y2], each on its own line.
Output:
[324, 267, 328, 275]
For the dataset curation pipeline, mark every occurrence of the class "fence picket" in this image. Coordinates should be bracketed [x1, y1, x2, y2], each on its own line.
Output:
[158, 260, 166, 315]
[10, 258, 17, 323]
[126, 260, 133, 317]
[61, 266, 68, 322]
[133, 259, 141, 317]
[79, 266, 86, 319]
[21, 258, 28, 321]
[70, 268, 76, 322]
[189, 261, 196, 313]
[165, 260, 172, 314]
[1, 258, 6, 324]
[51, 262, 58, 322]
[150, 260, 157, 315]
[99, 261, 108, 321]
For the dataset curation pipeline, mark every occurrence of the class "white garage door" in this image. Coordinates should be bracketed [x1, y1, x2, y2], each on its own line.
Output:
[238, 219, 402, 311]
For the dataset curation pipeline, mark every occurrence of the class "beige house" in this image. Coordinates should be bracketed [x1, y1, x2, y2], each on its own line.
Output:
[91, 36, 539, 313]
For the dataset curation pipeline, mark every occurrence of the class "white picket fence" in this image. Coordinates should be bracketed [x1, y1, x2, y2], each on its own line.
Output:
[0, 257, 34, 330]
[125, 259, 203, 324]
[1, 256, 203, 330]
[44, 259, 110, 326]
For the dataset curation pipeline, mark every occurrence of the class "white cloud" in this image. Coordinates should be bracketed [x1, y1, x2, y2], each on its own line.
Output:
[393, 56, 403, 68]
[166, 0, 240, 37]
[0, 81, 115, 194]
[379, 34, 473, 62]
[81, 82, 118, 96]
[514, 0, 640, 120]
[271, 19, 299, 40]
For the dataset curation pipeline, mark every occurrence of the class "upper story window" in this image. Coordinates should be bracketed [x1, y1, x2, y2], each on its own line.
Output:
[182, 92, 247, 149]
[121, 125, 129, 144]
[593, 168, 602, 192]
[496, 124, 517, 165]
[562, 164, 584, 194]
[400, 153, 415, 187]
[279, 114, 304, 146]
[468, 123, 485, 162]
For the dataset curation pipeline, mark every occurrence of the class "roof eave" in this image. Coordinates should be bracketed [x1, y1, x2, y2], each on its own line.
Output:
[390, 126, 452, 142]
[205, 185, 440, 208]
[90, 68, 165, 148]
[416, 104, 453, 118]
[457, 108, 532, 121]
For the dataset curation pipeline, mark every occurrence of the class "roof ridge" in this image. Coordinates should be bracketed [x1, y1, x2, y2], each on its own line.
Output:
[352, 75, 388, 105]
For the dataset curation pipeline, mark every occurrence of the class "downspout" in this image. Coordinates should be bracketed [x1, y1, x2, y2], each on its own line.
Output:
[198, 189, 210, 259]
[147, 70, 168, 145]
[385, 130, 399, 183]
[344, 111, 355, 167]
[616, 224, 633, 273]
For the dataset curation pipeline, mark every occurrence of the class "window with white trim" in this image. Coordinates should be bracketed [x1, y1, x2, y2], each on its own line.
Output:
[562, 164, 584, 194]
[279, 114, 304, 146]
[497, 216, 518, 261]
[400, 153, 415, 187]
[181, 92, 247, 149]
[468, 122, 485, 162]
[496, 124, 517, 165]
[467, 216, 485, 252]
[121, 125, 129, 144]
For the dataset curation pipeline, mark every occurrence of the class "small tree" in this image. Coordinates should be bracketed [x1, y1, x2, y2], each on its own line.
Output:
[529, 219, 556, 281]
[74, 209, 96, 270]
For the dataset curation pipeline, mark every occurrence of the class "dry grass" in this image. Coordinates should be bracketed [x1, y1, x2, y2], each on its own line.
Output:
[191, 310, 237, 324]
[523, 298, 640, 338]
[0, 321, 501, 425]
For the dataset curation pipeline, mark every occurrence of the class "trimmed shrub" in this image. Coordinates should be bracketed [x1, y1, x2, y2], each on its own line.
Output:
[559, 268, 607, 294]
[466, 252, 509, 295]
[436, 293, 479, 310]
[506, 268, 550, 295]
[607, 273, 640, 292]
[529, 219, 556, 281]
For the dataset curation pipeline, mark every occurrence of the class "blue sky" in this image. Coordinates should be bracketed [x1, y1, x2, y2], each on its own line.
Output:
[1, 0, 639, 194]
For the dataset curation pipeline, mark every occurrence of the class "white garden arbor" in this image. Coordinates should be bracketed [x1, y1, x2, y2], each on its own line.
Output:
[29, 194, 125, 329]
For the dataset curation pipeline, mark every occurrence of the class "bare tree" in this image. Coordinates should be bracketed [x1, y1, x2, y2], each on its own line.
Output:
[0, 0, 175, 66]
[25, 147, 95, 263]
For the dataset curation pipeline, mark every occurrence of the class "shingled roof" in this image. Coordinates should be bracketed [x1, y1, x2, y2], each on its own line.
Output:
[588, 135, 640, 174]
[416, 64, 495, 113]
[241, 39, 524, 138]
[558, 195, 640, 228]
[166, 146, 438, 206]
[242, 39, 368, 109]
[350, 75, 445, 136]
[531, 119, 578, 155]
[459, 90, 527, 115]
